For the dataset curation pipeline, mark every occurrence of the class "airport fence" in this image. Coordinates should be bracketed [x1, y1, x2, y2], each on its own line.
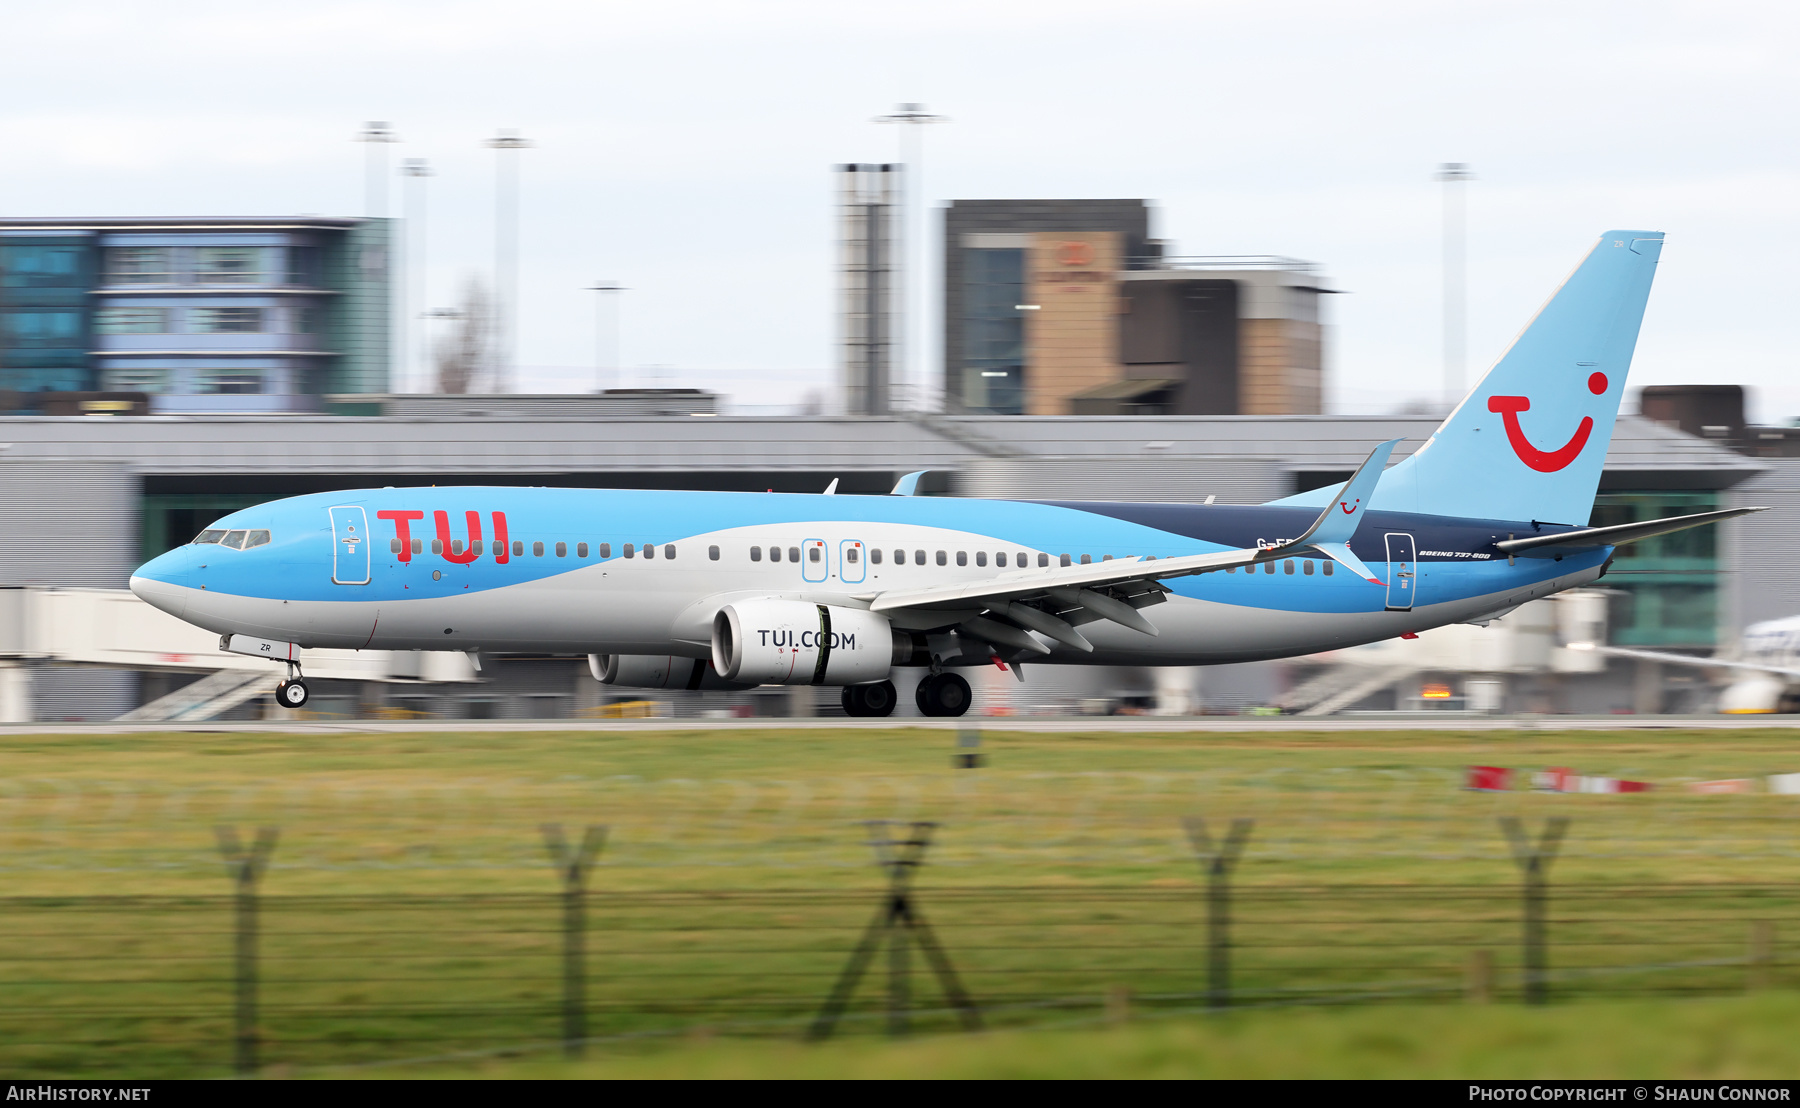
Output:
[0, 818, 1794, 1077]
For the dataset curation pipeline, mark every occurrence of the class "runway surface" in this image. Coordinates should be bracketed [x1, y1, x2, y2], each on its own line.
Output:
[3, 715, 1797, 735]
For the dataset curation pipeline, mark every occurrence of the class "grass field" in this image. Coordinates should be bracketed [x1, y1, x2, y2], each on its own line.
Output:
[390, 993, 1800, 1080]
[0, 724, 1795, 1076]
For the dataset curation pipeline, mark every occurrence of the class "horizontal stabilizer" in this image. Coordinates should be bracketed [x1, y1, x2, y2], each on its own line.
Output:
[1496, 507, 1764, 555]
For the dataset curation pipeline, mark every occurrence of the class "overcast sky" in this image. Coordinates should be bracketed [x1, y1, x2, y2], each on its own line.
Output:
[2, 0, 1794, 418]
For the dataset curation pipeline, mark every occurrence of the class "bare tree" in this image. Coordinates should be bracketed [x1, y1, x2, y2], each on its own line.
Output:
[434, 277, 493, 394]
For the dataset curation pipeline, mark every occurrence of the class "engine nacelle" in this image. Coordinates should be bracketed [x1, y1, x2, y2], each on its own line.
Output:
[712, 601, 900, 686]
[589, 654, 757, 692]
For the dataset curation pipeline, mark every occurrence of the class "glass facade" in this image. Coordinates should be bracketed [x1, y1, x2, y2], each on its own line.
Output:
[1591, 491, 1721, 648]
[0, 236, 95, 392]
[960, 247, 1026, 414]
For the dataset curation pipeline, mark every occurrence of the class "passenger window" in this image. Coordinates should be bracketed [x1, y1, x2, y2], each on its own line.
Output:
[471, 540, 483, 555]
[1102, 554, 1113, 561]
[391, 539, 401, 554]
[995, 552, 1006, 568]
[1284, 559, 1294, 574]
[665, 544, 676, 560]
[871, 549, 882, 565]
[1324, 560, 1335, 576]
[769, 546, 780, 562]
[956, 551, 967, 567]
[1080, 554, 1091, 565]
[788, 547, 799, 562]
[709, 545, 720, 561]
[513, 540, 523, 556]
[1303, 560, 1314, 575]
[432, 539, 444, 554]
[751, 546, 762, 562]
[413, 538, 422, 555]
[936, 550, 947, 566]
[1226, 566, 1236, 574]
[644, 543, 655, 560]
[537, 541, 548, 557]
[1038, 553, 1049, 567]
[846, 547, 859, 564]
[451, 539, 464, 556]
[1060, 554, 1071, 567]
[194, 529, 226, 544]
[915, 549, 926, 565]
[578, 543, 589, 558]
[808, 546, 820, 563]
[246, 530, 270, 549]
[891, 549, 903, 565]
[557, 542, 567, 557]
[1263, 562, 1275, 574]
[599, 543, 611, 558]
[976, 551, 987, 567]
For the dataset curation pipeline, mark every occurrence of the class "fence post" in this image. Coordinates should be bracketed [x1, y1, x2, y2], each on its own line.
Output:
[215, 825, 278, 1077]
[542, 823, 607, 1059]
[1499, 816, 1568, 1006]
[1183, 816, 1253, 1010]
[808, 820, 981, 1040]
[1749, 921, 1775, 992]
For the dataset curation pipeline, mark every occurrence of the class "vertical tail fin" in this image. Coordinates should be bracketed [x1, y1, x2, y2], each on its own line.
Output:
[1276, 230, 1663, 524]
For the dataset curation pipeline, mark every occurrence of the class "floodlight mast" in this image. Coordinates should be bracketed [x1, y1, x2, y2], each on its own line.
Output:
[485, 130, 535, 394]
[400, 159, 435, 395]
[874, 104, 948, 413]
[1436, 162, 1474, 408]
[354, 122, 400, 219]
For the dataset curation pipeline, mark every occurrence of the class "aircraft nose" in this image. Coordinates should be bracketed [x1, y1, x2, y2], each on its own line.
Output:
[131, 550, 190, 619]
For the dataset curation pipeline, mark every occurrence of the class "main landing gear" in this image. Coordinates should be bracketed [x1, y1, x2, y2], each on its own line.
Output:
[916, 672, 972, 718]
[841, 680, 898, 718]
[275, 663, 310, 709]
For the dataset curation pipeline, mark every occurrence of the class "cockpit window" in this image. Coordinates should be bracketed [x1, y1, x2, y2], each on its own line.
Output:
[221, 531, 249, 550]
[245, 530, 271, 549]
[194, 529, 226, 544]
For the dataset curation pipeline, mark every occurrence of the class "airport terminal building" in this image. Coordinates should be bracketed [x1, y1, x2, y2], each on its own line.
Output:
[0, 403, 1782, 721]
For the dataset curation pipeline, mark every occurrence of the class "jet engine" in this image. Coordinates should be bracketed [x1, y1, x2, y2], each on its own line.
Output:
[712, 600, 903, 685]
[589, 654, 757, 691]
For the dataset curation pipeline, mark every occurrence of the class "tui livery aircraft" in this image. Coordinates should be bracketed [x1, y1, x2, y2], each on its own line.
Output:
[130, 230, 1762, 717]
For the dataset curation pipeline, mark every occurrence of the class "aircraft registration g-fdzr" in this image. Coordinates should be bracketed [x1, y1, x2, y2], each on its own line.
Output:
[130, 230, 1763, 717]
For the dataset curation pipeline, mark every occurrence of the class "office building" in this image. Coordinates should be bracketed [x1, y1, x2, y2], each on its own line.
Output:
[0, 217, 390, 413]
[941, 199, 1327, 416]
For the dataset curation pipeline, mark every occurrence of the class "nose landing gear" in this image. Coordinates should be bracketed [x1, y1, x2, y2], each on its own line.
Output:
[274, 662, 310, 709]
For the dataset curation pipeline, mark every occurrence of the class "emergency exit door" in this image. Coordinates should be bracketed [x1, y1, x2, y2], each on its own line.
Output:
[1384, 532, 1416, 611]
[329, 506, 371, 585]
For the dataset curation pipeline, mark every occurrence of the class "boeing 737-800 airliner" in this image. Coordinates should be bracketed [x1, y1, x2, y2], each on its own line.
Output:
[129, 230, 1760, 717]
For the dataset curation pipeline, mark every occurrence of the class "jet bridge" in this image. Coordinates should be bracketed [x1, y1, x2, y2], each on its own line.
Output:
[0, 586, 477, 723]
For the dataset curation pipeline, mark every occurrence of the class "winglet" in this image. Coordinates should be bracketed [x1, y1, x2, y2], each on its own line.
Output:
[822, 478, 839, 496]
[1287, 439, 1401, 549]
[890, 470, 929, 496]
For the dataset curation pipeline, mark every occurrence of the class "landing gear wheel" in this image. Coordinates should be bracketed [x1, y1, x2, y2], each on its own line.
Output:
[842, 680, 897, 718]
[275, 678, 310, 709]
[918, 672, 972, 718]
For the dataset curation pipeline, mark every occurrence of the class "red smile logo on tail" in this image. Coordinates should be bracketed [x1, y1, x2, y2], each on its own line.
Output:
[1339, 498, 1360, 514]
[1487, 374, 1607, 473]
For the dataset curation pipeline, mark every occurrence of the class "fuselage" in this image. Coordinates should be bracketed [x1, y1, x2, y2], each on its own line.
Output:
[128, 486, 1610, 667]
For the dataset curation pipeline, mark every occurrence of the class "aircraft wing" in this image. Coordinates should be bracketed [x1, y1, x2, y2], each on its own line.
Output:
[863, 440, 1398, 653]
[1496, 507, 1766, 555]
[1567, 642, 1800, 678]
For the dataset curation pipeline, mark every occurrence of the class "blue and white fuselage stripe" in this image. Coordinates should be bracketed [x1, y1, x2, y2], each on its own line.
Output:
[129, 485, 1608, 664]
